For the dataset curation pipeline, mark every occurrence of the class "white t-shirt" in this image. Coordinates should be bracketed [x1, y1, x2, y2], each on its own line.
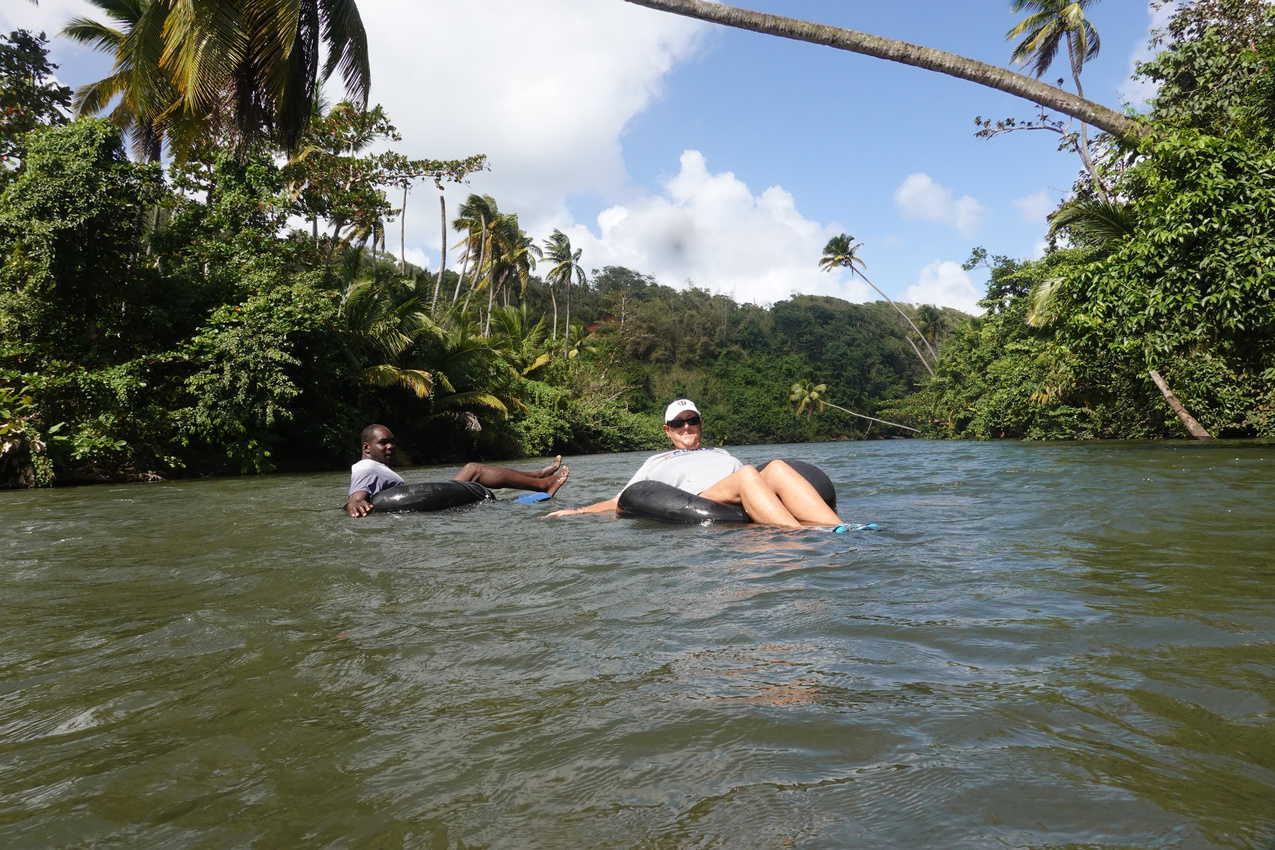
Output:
[618, 448, 742, 497]
[348, 458, 405, 496]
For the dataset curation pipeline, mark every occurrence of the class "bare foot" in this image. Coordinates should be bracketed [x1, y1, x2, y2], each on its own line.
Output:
[545, 466, 570, 497]
[536, 455, 563, 477]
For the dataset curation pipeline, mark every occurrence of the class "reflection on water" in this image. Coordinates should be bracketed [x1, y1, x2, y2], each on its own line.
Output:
[2, 440, 1273, 848]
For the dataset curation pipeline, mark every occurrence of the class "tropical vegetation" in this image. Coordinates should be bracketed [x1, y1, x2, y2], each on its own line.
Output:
[3, 0, 1275, 488]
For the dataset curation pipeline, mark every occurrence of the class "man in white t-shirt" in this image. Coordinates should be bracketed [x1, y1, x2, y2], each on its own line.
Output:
[545, 399, 842, 528]
[345, 424, 570, 517]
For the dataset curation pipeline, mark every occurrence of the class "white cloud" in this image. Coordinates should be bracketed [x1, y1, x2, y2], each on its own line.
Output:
[1119, 1, 1177, 108]
[357, 0, 706, 264]
[893, 172, 985, 237]
[561, 150, 874, 306]
[904, 260, 984, 315]
[0, 0, 97, 35]
[1013, 190, 1054, 223]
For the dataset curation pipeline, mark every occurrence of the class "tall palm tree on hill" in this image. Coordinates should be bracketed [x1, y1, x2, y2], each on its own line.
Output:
[482, 213, 539, 335]
[451, 193, 499, 312]
[541, 229, 586, 341]
[818, 233, 937, 375]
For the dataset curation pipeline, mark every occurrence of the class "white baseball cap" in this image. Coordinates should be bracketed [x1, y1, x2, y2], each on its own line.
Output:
[664, 398, 701, 423]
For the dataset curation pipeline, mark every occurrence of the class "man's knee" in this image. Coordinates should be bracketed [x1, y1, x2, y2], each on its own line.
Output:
[455, 462, 482, 480]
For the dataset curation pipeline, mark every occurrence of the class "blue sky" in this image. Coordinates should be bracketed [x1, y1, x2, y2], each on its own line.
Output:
[4, 0, 1170, 313]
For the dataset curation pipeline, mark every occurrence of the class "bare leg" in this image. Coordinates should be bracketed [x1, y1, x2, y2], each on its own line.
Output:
[697, 466, 804, 528]
[759, 460, 842, 525]
[454, 463, 570, 495]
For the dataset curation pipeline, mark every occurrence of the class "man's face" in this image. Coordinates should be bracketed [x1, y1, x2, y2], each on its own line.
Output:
[364, 428, 396, 464]
[663, 412, 702, 451]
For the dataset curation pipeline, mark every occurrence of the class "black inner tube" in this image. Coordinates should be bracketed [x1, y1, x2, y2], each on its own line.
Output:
[617, 458, 835, 525]
[370, 480, 494, 513]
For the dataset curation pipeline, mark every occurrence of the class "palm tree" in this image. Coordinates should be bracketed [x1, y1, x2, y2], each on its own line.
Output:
[1046, 197, 1135, 248]
[789, 379, 827, 416]
[819, 233, 938, 375]
[1008, 0, 1107, 197]
[62, 0, 176, 161]
[789, 380, 920, 433]
[432, 191, 447, 313]
[340, 278, 439, 399]
[489, 305, 552, 377]
[67, 0, 370, 156]
[481, 213, 539, 335]
[491, 217, 540, 306]
[159, 0, 370, 153]
[915, 304, 949, 352]
[541, 229, 586, 341]
[622, 0, 1144, 143]
[416, 321, 523, 434]
[451, 193, 499, 312]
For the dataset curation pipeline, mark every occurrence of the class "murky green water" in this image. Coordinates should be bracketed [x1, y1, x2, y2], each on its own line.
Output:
[2, 440, 1273, 849]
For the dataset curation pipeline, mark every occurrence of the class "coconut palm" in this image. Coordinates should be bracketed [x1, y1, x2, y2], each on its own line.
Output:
[485, 215, 540, 327]
[789, 379, 827, 416]
[789, 379, 920, 433]
[541, 229, 586, 341]
[1008, 0, 1107, 197]
[62, 0, 177, 161]
[451, 193, 499, 312]
[1046, 197, 1135, 248]
[819, 233, 937, 375]
[416, 321, 523, 433]
[623, 0, 1143, 143]
[340, 278, 438, 399]
[489, 305, 552, 377]
[68, 0, 369, 156]
[158, 0, 370, 153]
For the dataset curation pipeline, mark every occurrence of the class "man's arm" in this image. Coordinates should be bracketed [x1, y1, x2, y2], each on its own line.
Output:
[345, 490, 374, 517]
[544, 497, 619, 518]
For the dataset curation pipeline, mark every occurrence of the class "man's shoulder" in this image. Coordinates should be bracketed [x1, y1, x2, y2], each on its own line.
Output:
[351, 458, 388, 473]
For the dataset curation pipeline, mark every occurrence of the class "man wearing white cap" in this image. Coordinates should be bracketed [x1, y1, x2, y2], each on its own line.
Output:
[546, 399, 842, 528]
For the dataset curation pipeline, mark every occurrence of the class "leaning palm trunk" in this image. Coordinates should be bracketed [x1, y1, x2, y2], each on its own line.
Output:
[1068, 39, 1108, 201]
[433, 193, 446, 315]
[623, 0, 1146, 142]
[1149, 369, 1213, 439]
[400, 184, 409, 273]
[564, 279, 572, 342]
[452, 240, 473, 303]
[549, 282, 559, 340]
[460, 224, 490, 319]
[905, 335, 936, 377]
[821, 400, 920, 433]
[855, 269, 939, 370]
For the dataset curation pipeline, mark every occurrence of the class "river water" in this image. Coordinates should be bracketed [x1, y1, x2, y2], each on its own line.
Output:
[2, 439, 1273, 849]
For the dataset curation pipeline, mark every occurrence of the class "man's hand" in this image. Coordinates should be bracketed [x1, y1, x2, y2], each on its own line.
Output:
[345, 491, 374, 517]
[543, 507, 581, 518]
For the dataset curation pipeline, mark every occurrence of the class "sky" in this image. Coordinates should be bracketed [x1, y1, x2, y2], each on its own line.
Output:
[4, 0, 1176, 315]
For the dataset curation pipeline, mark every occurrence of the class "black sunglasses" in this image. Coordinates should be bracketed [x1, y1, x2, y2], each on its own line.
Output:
[666, 415, 702, 429]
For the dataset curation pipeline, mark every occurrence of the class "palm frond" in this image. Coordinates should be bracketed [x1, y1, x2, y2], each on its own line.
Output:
[1047, 198, 1136, 249]
[362, 364, 434, 398]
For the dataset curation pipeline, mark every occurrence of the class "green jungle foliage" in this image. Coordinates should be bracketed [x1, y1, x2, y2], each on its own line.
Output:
[4, 0, 1275, 486]
[0, 37, 933, 486]
[888, 0, 1275, 441]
